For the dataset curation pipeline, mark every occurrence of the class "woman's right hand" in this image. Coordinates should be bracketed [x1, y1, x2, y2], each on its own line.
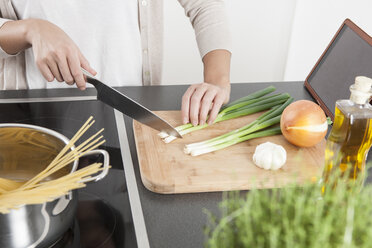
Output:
[26, 19, 96, 90]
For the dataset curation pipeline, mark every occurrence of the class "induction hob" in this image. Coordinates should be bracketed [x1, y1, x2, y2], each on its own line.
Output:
[0, 100, 138, 248]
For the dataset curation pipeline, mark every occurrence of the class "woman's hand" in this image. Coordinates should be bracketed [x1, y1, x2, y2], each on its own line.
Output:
[26, 19, 96, 90]
[182, 49, 231, 126]
[181, 82, 230, 126]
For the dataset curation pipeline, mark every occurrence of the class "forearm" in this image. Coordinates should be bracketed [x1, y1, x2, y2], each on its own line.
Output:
[203, 49, 231, 89]
[0, 19, 33, 55]
[0, 18, 95, 89]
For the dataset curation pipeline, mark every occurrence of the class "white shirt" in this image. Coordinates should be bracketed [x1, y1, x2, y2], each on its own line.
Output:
[12, 0, 142, 89]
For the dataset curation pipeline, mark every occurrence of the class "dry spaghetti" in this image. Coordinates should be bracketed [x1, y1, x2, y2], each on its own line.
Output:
[0, 117, 108, 213]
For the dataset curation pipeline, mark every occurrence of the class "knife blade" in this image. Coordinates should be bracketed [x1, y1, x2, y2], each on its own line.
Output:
[82, 69, 182, 138]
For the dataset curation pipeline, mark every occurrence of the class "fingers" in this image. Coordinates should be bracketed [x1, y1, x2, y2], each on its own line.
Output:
[46, 50, 94, 90]
[34, 43, 93, 88]
[31, 21, 96, 89]
[46, 59, 63, 82]
[36, 60, 54, 82]
[56, 55, 74, 85]
[181, 85, 197, 124]
[208, 93, 226, 125]
[68, 53, 86, 90]
[189, 85, 208, 126]
[181, 83, 230, 126]
[199, 89, 217, 125]
[80, 53, 97, 77]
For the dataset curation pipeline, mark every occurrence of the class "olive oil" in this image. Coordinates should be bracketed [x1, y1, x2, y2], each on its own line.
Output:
[323, 76, 372, 185]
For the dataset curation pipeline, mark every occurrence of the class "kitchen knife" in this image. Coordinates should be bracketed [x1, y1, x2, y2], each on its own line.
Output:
[82, 69, 182, 138]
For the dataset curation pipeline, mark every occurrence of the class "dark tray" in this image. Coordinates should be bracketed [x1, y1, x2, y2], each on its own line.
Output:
[304, 19, 372, 120]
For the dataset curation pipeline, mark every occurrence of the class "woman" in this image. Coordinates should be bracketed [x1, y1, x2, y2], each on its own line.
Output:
[0, 0, 231, 126]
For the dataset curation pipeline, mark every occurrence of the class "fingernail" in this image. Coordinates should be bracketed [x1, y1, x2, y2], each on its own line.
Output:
[192, 121, 197, 126]
[183, 118, 188, 124]
[200, 120, 205, 126]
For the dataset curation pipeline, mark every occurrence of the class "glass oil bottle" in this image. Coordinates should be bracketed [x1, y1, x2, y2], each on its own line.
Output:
[322, 76, 372, 189]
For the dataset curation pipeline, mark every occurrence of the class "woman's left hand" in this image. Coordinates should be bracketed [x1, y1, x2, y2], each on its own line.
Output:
[181, 82, 230, 126]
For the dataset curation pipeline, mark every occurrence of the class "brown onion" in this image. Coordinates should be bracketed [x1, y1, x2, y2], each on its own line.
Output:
[280, 100, 327, 147]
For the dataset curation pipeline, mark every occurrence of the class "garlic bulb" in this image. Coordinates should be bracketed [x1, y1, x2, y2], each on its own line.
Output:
[253, 142, 286, 170]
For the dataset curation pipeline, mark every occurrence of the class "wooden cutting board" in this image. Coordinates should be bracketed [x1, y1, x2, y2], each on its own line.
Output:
[133, 111, 326, 194]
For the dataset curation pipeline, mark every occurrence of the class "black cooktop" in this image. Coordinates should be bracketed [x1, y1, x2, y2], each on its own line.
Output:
[0, 100, 137, 248]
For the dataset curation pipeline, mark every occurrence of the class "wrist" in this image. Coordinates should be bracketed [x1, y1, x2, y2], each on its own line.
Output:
[204, 76, 230, 89]
[24, 19, 44, 45]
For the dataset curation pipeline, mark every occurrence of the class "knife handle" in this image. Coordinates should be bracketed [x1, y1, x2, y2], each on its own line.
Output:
[81, 67, 95, 78]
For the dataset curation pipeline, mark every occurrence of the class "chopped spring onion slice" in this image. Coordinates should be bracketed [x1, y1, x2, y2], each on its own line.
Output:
[158, 131, 169, 139]
[163, 135, 177, 143]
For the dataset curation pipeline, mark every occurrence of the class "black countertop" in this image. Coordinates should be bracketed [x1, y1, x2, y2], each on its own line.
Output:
[119, 82, 315, 248]
[0, 81, 316, 248]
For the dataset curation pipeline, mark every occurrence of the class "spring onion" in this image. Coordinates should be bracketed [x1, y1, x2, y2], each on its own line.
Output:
[159, 86, 290, 143]
[184, 97, 294, 156]
[221, 85, 276, 109]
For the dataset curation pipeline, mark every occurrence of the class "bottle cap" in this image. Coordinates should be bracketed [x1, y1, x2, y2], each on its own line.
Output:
[355, 76, 372, 92]
[350, 76, 372, 104]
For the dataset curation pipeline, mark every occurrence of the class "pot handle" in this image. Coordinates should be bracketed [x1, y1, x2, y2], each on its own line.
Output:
[79, 149, 110, 183]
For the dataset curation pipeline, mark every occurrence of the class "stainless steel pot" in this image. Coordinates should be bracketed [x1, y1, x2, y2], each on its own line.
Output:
[0, 124, 109, 248]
